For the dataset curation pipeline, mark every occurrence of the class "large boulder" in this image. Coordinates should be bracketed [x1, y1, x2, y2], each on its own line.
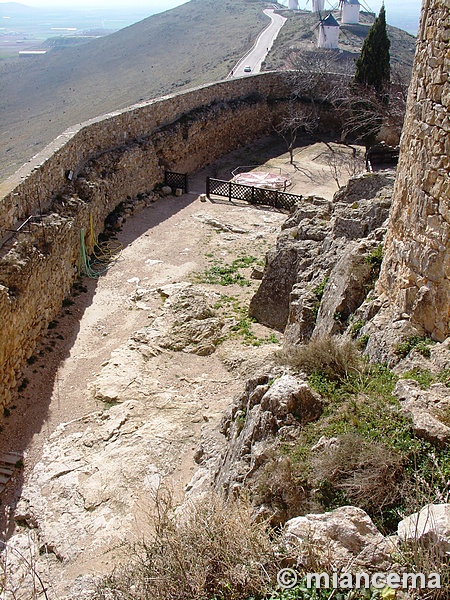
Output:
[394, 379, 450, 446]
[248, 234, 304, 332]
[283, 505, 391, 570]
[398, 504, 450, 555]
[259, 375, 323, 423]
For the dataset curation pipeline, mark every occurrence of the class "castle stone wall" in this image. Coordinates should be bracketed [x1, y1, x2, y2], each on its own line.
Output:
[0, 72, 298, 409]
[0, 73, 291, 240]
[377, 0, 450, 341]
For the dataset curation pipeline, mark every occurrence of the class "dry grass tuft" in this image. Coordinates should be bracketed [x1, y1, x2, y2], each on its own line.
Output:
[285, 335, 363, 381]
[93, 489, 282, 600]
[311, 432, 405, 517]
[250, 451, 312, 526]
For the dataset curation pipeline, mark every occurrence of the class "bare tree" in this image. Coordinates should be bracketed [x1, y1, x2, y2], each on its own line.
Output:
[287, 50, 353, 121]
[275, 47, 409, 167]
[335, 78, 408, 146]
[320, 143, 365, 189]
[273, 100, 318, 164]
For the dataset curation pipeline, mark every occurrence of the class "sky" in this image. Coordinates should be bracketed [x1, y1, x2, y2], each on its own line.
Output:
[2, 0, 189, 9]
[0, 0, 423, 32]
[1, 0, 423, 13]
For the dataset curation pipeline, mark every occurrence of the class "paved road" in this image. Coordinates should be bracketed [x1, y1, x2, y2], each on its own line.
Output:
[231, 8, 287, 77]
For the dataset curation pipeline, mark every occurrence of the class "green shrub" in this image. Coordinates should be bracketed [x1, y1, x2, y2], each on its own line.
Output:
[364, 244, 383, 267]
[395, 336, 435, 359]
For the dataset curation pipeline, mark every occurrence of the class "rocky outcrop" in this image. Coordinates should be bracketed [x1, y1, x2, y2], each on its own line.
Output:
[398, 504, 450, 556]
[188, 372, 322, 522]
[94, 283, 224, 403]
[313, 240, 378, 339]
[216, 374, 322, 495]
[283, 506, 392, 571]
[376, 0, 450, 342]
[249, 172, 394, 348]
[394, 379, 450, 446]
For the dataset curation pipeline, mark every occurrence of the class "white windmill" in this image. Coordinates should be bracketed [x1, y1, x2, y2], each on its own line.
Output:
[340, 0, 361, 24]
[312, 0, 325, 11]
[288, 0, 299, 9]
[317, 13, 340, 48]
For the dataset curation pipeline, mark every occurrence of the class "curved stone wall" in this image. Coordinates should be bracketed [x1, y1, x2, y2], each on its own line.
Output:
[0, 73, 291, 239]
[377, 0, 450, 341]
[0, 72, 298, 410]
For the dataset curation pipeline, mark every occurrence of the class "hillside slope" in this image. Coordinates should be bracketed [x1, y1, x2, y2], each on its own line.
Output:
[263, 10, 416, 73]
[0, 0, 268, 181]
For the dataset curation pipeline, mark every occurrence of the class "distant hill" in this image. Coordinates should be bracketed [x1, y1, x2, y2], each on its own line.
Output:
[0, 0, 269, 181]
[0, 2, 40, 16]
[0, 0, 416, 183]
[264, 10, 416, 73]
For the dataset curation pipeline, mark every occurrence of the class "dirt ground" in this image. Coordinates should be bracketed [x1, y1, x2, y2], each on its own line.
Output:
[0, 137, 365, 592]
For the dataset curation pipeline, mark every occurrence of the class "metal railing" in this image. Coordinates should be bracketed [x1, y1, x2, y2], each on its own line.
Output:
[206, 177, 301, 210]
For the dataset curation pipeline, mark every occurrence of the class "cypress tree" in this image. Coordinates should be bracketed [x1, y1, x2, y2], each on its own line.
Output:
[354, 5, 391, 93]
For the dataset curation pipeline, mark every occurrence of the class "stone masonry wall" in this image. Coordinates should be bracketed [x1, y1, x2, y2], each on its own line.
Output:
[0, 72, 298, 410]
[376, 0, 450, 341]
[0, 73, 291, 239]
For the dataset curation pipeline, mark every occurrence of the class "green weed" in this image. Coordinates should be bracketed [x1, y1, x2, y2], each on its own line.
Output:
[195, 255, 262, 287]
[395, 335, 436, 359]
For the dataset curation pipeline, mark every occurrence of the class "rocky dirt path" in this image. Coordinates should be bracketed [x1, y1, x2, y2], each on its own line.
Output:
[0, 139, 360, 598]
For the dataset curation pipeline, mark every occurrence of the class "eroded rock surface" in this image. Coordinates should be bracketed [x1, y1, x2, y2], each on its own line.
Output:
[94, 283, 225, 403]
[283, 505, 392, 571]
[189, 372, 322, 524]
[249, 172, 394, 349]
[394, 379, 450, 446]
[398, 504, 450, 556]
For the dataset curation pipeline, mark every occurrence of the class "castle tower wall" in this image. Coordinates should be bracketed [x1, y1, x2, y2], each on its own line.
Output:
[377, 0, 450, 341]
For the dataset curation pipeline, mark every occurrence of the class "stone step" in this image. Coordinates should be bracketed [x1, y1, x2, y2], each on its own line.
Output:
[0, 467, 13, 476]
[0, 475, 9, 484]
[0, 452, 23, 465]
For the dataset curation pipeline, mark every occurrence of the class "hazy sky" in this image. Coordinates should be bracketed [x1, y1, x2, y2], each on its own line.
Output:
[2, 0, 189, 9]
[1, 0, 423, 32]
[2, 0, 423, 14]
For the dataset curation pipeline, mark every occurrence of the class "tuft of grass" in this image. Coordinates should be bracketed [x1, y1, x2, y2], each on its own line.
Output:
[92, 489, 282, 600]
[395, 335, 436, 359]
[286, 336, 363, 382]
[349, 318, 365, 337]
[401, 368, 435, 389]
[194, 255, 262, 287]
[311, 276, 329, 320]
[312, 277, 329, 302]
[364, 244, 383, 268]
[356, 333, 370, 349]
[215, 294, 280, 346]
